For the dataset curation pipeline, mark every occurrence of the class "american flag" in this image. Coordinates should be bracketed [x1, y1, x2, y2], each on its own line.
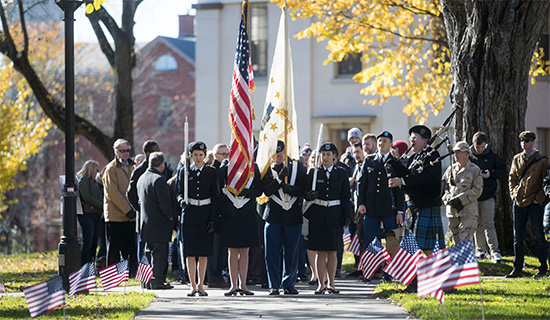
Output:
[348, 232, 361, 256]
[23, 275, 65, 318]
[342, 227, 351, 246]
[0, 283, 6, 294]
[68, 262, 97, 297]
[358, 237, 391, 279]
[384, 233, 422, 286]
[429, 240, 445, 304]
[417, 240, 480, 298]
[227, 0, 255, 195]
[136, 255, 153, 284]
[99, 259, 129, 291]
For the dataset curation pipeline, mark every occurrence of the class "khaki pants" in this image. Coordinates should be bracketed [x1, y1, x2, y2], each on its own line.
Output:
[473, 198, 500, 254]
[449, 216, 478, 244]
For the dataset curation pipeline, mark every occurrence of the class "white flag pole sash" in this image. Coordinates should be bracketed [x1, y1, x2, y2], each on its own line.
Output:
[269, 161, 298, 211]
[223, 176, 255, 209]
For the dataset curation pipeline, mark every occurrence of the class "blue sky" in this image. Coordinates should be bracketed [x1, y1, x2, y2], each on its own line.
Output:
[73, 0, 196, 43]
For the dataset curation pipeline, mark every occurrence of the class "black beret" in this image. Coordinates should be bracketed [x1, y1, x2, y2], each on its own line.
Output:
[320, 142, 338, 154]
[276, 140, 285, 153]
[377, 131, 393, 141]
[189, 141, 207, 153]
[409, 125, 431, 140]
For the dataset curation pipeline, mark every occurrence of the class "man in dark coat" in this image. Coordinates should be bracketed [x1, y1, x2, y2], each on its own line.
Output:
[357, 131, 404, 278]
[261, 141, 307, 295]
[469, 131, 507, 263]
[137, 152, 175, 290]
[127, 140, 173, 260]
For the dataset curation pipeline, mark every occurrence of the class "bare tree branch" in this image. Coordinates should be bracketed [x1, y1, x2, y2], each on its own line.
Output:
[17, 0, 29, 57]
[0, 2, 18, 58]
[386, 0, 439, 18]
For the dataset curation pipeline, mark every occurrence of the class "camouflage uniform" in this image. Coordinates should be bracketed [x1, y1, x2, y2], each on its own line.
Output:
[442, 160, 483, 244]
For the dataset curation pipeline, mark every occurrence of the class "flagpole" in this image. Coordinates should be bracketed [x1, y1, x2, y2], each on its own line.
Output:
[122, 281, 127, 313]
[282, 2, 289, 199]
[63, 292, 67, 320]
[479, 282, 485, 320]
[95, 269, 101, 319]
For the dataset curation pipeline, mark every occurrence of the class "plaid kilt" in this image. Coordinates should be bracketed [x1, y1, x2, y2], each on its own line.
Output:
[413, 206, 445, 250]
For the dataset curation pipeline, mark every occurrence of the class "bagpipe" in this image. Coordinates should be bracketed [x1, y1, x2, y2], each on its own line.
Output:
[384, 107, 459, 177]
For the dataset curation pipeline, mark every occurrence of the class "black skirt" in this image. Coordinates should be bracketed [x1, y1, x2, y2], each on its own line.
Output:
[307, 221, 342, 251]
[221, 215, 258, 248]
[183, 222, 213, 257]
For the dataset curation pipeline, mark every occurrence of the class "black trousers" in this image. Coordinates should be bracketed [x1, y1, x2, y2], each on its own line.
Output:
[207, 230, 228, 283]
[106, 221, 138, 277]
[145, 242, 169, 284]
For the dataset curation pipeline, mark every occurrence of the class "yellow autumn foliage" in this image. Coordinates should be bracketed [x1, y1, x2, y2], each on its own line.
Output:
[275, 0, 549, 122]
[0, 65, 51, 215]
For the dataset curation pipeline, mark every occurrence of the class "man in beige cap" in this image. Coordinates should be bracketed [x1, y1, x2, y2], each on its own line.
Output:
[442, 141, 483, 244]
[507, 131, 548, 278]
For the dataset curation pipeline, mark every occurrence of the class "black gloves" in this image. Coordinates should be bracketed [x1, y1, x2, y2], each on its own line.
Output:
[449, 197, 464, 211]
[304, 190, 318, 201]
[239, 188, 250, 198]
[281, 184, 292, 194]
[278, 167, 290, 181]
[179, 199, 188, 209]
[342, 217, 352, 227]
[126, 209, 136, 219]
[206, 221, 216, 233]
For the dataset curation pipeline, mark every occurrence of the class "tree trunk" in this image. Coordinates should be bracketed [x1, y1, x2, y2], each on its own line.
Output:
[440, 0, 550, 254]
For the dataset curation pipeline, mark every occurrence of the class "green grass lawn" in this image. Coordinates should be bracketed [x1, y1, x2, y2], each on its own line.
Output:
[0, 251, 155, 319]
[372, 256, 550, 320]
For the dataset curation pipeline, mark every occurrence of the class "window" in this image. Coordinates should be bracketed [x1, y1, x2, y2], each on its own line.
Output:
[155, 54, 178, 71]
[337, 54, 362, 77]
[250, 3, 268, 77]
[158, 95, 173, 128]
[537, 128, 550, 157]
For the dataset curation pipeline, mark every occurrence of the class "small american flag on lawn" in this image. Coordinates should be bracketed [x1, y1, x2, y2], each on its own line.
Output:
[429, 240, 445, 304]
[348, 232, 361, 256]
[23, 275, 65, 318]
[136, 255, 153, 284]
[99, 259, 129, 291]
[342, 227, 351, 247]
[417, 240, 479, 298]
[69, 262, 97, 297]
[384, 233, 422, 285]
[358, 237, 391, 279]
[0, 283, 6, 293]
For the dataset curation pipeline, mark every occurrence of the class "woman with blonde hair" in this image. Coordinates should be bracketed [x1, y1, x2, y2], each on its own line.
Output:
[77, 160, 104, 266]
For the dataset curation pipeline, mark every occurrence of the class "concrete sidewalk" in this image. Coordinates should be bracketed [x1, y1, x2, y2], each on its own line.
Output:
[130, 277, 415, 319]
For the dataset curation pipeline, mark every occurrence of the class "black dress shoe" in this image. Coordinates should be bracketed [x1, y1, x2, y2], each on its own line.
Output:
[150, 283, 173, 290]
[314, 288, 325, 294]
[308, 279, 318, 286]
[238, 289, 254, 296]
[269, 288, 280, 295]
[224, 290, 238, 296]
[187, 290, 197, 297]
[505, 269, 523, 278]
[325, 287, 340, 294]
[284, 286, 299, 295]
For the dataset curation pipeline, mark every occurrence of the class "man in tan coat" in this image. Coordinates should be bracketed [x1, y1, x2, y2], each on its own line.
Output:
[507, 131, 548, 278]
[442, 141, 483, 244]
[102, 138, 137, 276]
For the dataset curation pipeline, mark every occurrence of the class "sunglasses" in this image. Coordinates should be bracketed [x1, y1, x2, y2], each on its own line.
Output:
[118, 149, 131, 153]
[520, 139, 532, 143]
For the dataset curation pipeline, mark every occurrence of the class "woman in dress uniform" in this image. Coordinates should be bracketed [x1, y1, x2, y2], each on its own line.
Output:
[219, 162, 261, 296]
[304, 142, 352, 294]
[176, 141, 220, 296]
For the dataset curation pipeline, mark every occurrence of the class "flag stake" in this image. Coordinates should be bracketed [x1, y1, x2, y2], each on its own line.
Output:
[479, 282, 485, 320]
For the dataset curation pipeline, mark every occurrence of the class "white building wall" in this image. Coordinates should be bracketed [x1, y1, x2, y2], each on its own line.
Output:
[195, 0, 546, 154]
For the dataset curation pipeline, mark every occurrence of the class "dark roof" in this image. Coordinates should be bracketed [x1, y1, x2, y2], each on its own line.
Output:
[159, 36, 195, 61]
